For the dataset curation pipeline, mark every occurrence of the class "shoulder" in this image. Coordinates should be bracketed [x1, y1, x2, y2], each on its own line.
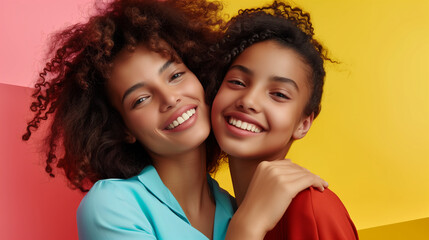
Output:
[295, 187, 347, 212]
[78, 177, 143, 213]
[298, 187, 352, 222]
[77, 177, 156, 239]
[279, 187, 359, 239]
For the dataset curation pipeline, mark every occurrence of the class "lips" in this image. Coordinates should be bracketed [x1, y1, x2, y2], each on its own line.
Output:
[224, 112, 265, 133]
[228, 117, 261, 133]
[166, 108, 196, 130]
[163, 105, 197, 130]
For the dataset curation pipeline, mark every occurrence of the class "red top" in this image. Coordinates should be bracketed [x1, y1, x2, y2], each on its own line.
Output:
[265, 187, 358, 240]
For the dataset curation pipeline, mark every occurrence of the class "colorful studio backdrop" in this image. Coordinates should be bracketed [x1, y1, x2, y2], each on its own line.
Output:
[1, 0, 428, 239]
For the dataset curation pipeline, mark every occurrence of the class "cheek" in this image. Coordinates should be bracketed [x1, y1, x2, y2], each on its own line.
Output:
[192, 83, 204, 96]
[186, 75, 205, 96]
[211, 93, 227, 122]
[267, 107, 297, 132]
[211, 86, 231, 112]
[210, 93, 229, 136]
[124, 109, 156, 136]
[211, 96, 220, 114]
[210, 100, 220, 127]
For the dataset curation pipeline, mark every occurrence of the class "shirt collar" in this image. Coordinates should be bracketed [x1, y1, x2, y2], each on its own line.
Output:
[136, 165, 234, 239]
[137, 165, 189, 223]
[208, 176, 235, 240]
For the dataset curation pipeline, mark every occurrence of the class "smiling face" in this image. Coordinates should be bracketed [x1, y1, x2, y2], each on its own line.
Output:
[106, 45, 210, 158]
[211, 40, 314, 161]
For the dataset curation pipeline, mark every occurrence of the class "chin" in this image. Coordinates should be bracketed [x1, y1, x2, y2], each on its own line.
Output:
[221, 147, 257, 160]
[189, 125, 211, 145]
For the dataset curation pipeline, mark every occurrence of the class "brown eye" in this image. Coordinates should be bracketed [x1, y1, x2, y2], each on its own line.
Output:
[133, 96, 150, 108]
[170, 72, 185, 82]
[271, 92, 290, 100]
[228, 80, 245, 87]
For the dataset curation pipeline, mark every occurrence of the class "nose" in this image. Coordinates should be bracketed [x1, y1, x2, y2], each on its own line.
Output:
[159, 87, 181, 112]
[236, 88, 261, 113]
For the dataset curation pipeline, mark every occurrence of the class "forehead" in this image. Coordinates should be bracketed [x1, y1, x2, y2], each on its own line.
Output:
[111, 41, 177, 79]
[231, 40, 311, 86]
[112, 46, 165, 78]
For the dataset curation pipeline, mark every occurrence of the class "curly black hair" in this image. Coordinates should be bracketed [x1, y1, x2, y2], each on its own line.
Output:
[22, 0, 225, 192]
[205, 0, 332, 119]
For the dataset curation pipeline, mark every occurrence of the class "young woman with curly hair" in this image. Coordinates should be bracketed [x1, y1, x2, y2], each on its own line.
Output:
[23, 0, 327, 239]
[207, 1, 359, 239]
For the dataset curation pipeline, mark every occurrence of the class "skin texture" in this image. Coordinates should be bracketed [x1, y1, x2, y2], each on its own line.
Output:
[212, 40, 327, 239]
[106, 45, 215, 238]
[107, 45, 211, 157]
[22, 0, 227, 191]
[22, 0, 327, 238]
[211, 40, 314, 163]
[105, 43, 326, 240]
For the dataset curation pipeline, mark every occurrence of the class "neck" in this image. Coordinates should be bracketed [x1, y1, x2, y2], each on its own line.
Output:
[229, 157, 259, 206]
[151, 144, 213, 214]
[229, 145, 292, 206]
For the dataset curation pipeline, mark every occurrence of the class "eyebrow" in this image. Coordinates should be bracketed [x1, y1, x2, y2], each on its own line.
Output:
[271, 76, 299, 92]
[121, 82, 144, 104]
[121, 60, 173, 103]
[159, 60, 173, 75]
[228, 64, 299, 91]
[229, 65, 254, 76]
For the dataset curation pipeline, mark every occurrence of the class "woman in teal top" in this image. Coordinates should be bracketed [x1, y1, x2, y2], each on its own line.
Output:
[23, 0, 327, 239]
[78, 166, 234, 239]
[23, 0, 233, 238]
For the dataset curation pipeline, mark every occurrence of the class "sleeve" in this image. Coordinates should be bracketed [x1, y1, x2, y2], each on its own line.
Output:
[76, 180, 157, 240]
[265, 187, 358, 240]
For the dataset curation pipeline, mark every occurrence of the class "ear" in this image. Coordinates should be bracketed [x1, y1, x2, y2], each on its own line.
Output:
[292, 112, 314, 140]
[125, 131, 137, 144]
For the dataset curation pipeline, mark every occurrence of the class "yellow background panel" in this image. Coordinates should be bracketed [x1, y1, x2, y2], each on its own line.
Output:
[358, 217, 429, 239]
[213, 0, 429, 231]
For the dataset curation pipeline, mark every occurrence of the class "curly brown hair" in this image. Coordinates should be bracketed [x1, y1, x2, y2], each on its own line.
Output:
[22, 0, 225, 192]
[205, 1, 333, 119]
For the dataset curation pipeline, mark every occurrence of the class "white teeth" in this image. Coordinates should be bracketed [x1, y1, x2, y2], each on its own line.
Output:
[182, 112, 189, 120]
[177, 117, 185, 124]
[167, 108, 196, 130]
[236, 120, 242, 128]
[228, 117, 262, 133]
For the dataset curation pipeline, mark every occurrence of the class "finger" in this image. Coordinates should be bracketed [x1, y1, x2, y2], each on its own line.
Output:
[264, 161, 302, 170]
[290, 174, 325, 195]
[268, 164, 313, 176]
[322, 179, 329, 188]
[273, 158, 292, 162]
[312, 175, 329, 192]
[312, 181, 325, 192]
[255, 161, 300, 178]
[311, 174, 329, 189]
[265, 159, 293, 166]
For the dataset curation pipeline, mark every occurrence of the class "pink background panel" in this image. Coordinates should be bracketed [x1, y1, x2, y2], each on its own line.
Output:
[0, 1, 98, 238]
[0, 83, 84, 240]
[0, 0, 97, 88]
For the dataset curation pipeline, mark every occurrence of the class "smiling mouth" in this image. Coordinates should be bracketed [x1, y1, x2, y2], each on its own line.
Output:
[166, 108, 196, 130]
[227, 117, 262, 133]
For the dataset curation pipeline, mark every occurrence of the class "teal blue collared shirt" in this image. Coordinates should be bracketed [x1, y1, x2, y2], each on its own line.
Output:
[77, 165, 234, 240]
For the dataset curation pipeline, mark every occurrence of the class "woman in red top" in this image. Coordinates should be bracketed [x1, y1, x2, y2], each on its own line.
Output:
[207, 1, 359, 239]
